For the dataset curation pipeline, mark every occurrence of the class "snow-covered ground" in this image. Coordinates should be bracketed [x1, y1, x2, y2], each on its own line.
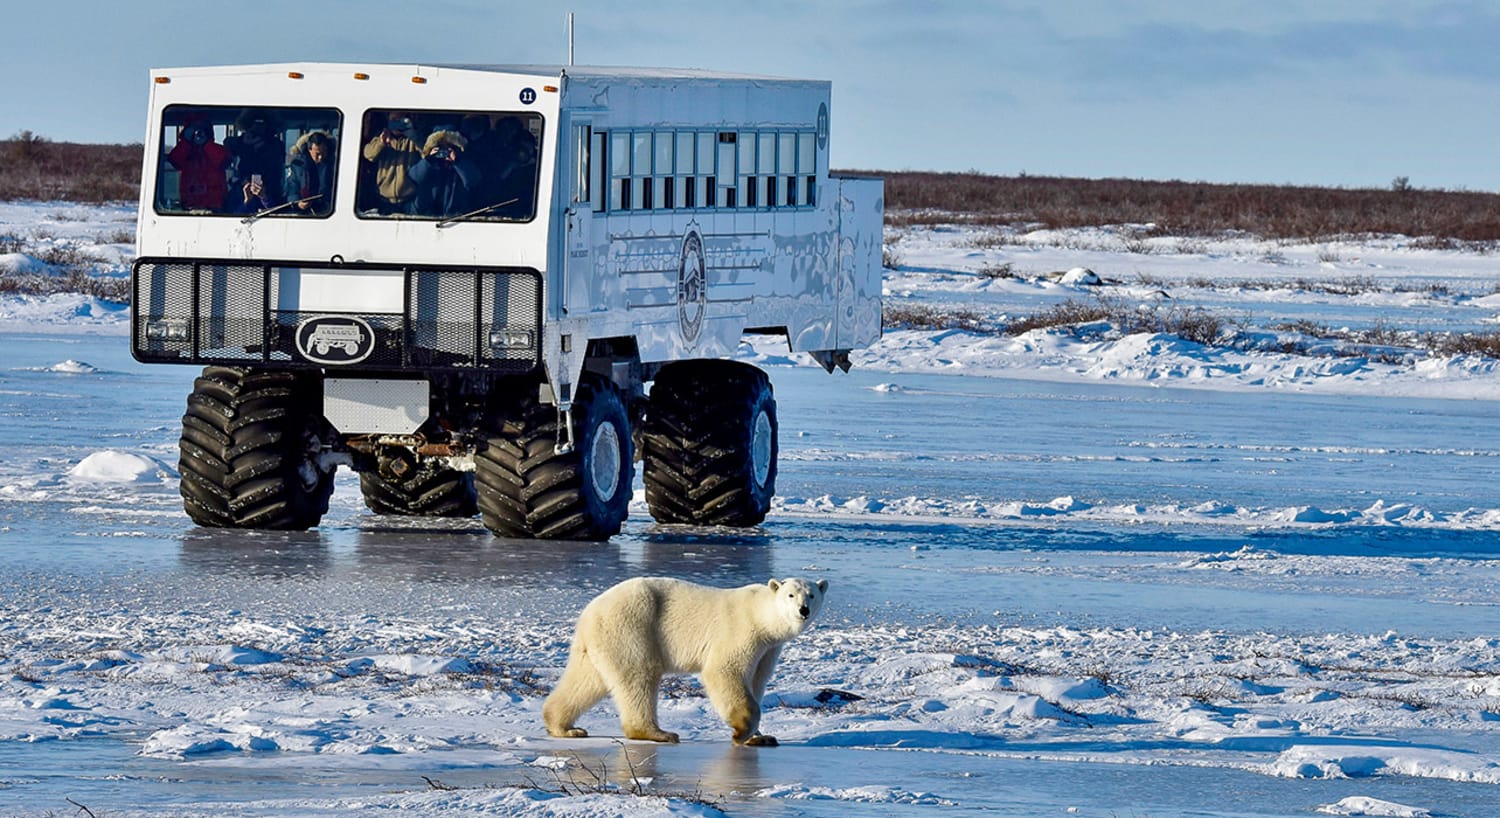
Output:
[2, 201, 1499, 817]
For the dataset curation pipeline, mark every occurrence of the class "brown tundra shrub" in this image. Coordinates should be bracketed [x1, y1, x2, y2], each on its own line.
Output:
[868, 170, 1500, 243]
[1, 132, 141, 203]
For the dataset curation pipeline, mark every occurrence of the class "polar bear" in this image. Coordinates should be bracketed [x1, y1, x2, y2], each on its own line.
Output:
[543, 576, 828, 746]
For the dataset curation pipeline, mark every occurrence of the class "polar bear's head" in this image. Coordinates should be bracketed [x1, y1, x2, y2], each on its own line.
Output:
[766, 577, 828, 634]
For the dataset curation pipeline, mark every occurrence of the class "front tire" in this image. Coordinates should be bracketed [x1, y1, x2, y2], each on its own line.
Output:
[643, 360, 777, 526]
[177, 366, 335, 531]
[474, 378, 633, 540]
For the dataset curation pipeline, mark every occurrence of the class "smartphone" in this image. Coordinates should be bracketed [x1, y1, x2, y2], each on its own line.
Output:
[251, 174, 263, 186]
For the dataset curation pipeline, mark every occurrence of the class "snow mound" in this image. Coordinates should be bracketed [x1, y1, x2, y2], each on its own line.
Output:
[369, 654, 474, 676]
[1317, 796, 1432, 817]
[1057, 266, 1102, 285]
[1270, 745, 1500, 783]
[46, 359, 98, 374]
[0, 252, 49, 275]
[67, 450, 176, 483]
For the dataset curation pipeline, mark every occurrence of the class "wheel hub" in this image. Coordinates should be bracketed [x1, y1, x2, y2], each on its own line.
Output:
[590, 420, 622, 501]
[751, 408, 773, 489]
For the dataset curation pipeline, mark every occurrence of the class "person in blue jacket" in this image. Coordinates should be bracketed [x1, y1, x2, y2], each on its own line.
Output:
[409, 129, 481, 218]
[225, 110, 285, 209]
[283, 131, 335, 215]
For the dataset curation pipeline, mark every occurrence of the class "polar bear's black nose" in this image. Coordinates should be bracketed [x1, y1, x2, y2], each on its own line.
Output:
[799, 605, 810, 618]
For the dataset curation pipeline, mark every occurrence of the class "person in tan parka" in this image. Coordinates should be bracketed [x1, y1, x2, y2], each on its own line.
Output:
[362, 113, 423, 214]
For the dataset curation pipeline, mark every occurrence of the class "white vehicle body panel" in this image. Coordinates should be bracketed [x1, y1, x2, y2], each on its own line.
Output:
[133, 62, 881, 413]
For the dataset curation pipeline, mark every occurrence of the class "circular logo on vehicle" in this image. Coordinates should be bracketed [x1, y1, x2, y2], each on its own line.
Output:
[519, 87, 537, 105]
[678, 229, 707, 345]
[816, 102, 829, 150]
[295, 315, 375, 365]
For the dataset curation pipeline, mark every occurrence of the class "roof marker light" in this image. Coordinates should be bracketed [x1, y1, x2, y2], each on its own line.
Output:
[353, 72, 369, 80]
[411, 76, 428, 84]
[288, 71, 304, 79]
[154, 76, 171, 84]
[543, 85, 558, 93]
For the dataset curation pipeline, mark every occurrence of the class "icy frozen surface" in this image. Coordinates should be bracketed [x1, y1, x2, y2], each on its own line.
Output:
[1, 204, 1499, 817]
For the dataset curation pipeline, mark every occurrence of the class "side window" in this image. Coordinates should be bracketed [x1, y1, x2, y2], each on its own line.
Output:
[654, 130, 673, 210]
[737, 130, 756, 208]
[354, 108, 543, 221]
[778, 132, 796, 207]
[674, 131, 694, 209]
[590, 130, 607, 211]
[757, 132, 776, 208]
[696, 132, 715, 208]
[610, 131, 630, 211]
[571, 124, 591, 205]
[716, 133, 737, 208]
[798, 132, 816, 207]
[631, 132, 651, 210]
[155, 105, 341, 218]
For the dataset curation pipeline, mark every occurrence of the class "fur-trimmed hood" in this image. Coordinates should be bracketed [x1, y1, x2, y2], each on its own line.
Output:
[422, 130, 468, 154]
[290, 130, 333, 158]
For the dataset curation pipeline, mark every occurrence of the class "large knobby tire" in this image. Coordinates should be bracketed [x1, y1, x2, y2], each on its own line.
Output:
[177, 366, 335, 531]
[358, 458, 477, 518]
[473, 378, 633, 540]
[643, 360, 777, 526]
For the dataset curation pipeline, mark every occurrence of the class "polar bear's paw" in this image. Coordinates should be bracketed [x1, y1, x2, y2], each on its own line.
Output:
[741, 734, 779, 747]
[625, 727, 680, 743]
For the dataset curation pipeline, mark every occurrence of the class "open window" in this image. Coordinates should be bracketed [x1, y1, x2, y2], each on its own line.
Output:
[154, 105, 342, 217]
[356, 109, 543, 222]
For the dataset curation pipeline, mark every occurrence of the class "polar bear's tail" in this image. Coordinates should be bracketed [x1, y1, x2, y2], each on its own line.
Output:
[544, 643, 606, 738]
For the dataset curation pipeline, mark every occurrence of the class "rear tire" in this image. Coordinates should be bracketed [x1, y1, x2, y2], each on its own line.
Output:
[474, 378, 633, 540]
[358, 457, 477, 518]
[643, 360, 777, 526]
[177, 366, 334, 531]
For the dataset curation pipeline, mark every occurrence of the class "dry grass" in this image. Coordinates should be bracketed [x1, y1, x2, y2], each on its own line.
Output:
[0, 270, 129, 300]
[1005, 296, 1227, 346]
[884, 303, 997, 333]
[870, 170, 1500, 244]
[1, 132, 141, 203]
[1133, 272, 1450, 297]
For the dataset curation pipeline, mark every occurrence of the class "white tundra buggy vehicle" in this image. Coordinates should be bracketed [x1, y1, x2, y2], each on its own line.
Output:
[132, 63, 882, 540]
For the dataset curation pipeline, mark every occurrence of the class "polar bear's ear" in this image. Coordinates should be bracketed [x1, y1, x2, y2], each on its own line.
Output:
[767, 579, 781, 591]
[816, 579, 828, 593]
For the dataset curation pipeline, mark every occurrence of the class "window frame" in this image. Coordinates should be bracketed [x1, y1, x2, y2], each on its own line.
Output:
[353, 107, 545, 224]
[153, 104, 344, 219]
[595, 126, 819, 214]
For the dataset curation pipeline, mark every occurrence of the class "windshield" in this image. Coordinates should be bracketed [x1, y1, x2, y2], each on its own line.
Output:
[356, 109, 541, 222]
[154, 105, 342, 217]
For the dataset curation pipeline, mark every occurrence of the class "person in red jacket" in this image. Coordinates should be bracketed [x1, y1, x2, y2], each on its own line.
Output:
[167, 121, 231, 211]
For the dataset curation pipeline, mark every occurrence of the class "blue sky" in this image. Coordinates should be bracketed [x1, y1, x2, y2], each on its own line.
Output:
[8, 1, 1500, 191]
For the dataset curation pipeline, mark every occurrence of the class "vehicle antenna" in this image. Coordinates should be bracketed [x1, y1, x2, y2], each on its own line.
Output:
[568, 12, 575, 66]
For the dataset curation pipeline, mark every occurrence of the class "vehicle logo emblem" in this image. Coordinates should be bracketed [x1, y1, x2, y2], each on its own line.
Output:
[295, 316, 375, 365]
[678, 228, 707, 345]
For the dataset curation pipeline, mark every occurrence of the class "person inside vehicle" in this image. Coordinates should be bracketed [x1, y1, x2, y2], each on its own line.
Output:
[494, 121, 539, 217]
[283, 130, 335, 215]
[224, 110, 285, 210]
[362, 113, 423, 214]
[458, 115, 505, 208]
[235, 174, 275, 213]
[167, 119, 231, 211]
[409, 129, 481, 217]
